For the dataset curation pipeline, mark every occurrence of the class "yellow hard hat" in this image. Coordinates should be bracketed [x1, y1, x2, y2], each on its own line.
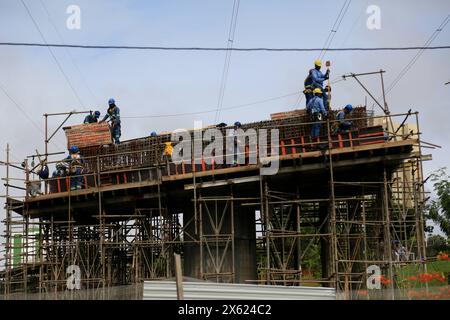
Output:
[313, 88, 322, 94]
[314, 59, 322, 67]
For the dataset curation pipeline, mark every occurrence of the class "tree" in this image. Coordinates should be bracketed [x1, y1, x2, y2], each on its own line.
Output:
[426, 168, 450, 238]
[426, 234, 449, 257]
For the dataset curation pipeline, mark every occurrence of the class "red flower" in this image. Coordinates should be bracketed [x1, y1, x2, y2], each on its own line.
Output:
[437, 252, 449, 261]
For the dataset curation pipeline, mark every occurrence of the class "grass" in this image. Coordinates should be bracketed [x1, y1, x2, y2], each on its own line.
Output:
[395, 259, 450, 289]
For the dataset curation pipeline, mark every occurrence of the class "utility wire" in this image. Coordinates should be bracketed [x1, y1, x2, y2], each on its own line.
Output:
[337, 0, 369, 54]
[0, 42, 449, 51]
[214, 0, 240, 123]
[39, 0, 100, 106]
[123, 91, 300, 119]
[20, 0, 86, 109]
[0, 82, 64, 150]
[384, 14, 450, 96]
[294, 0, 352, 109]
[318, 0, 352, 61]
[369, 13, 450, 110]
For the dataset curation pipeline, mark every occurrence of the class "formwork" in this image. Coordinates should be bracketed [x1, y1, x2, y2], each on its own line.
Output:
[0, 107, 429, 300]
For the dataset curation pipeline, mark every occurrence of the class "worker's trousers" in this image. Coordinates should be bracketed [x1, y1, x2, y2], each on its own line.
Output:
[70, 168, 83, 190]
[112, 125, 121, 144]
[311, 123, 322, 139]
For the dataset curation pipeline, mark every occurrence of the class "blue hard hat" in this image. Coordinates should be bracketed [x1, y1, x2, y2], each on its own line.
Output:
[234, 121, 241, 127]
[345, 104, 353, 112]
[69, 146, 79, 153]
[150, 131, 157, 137]
[94, 111, 100, 117]
[108, 98, 115, 105]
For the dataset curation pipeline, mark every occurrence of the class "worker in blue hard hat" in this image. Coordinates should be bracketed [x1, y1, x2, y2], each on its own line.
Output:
[100, 98, 121, 144]
[65, 145, 85, 190]
[150, 131, 157, 137]
[332, 104, 354, 135]
[84, 110, 101, 124]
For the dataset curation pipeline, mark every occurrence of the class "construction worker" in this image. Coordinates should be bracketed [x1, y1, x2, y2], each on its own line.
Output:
[100, 98, 121, 144]
[52, 161, 68, 178]
[37, 162, 49, 180]
[50, 162, 68, 193]
[65, 146, 85, 190]
[307, 88, 328, 139]
[162, 141, 173, 163]
[311, 60, 330, 109]
[84, 111, 101, 124]
[228, 121, 243, 166]
[150, 131, 157, 137]
[332, 104, 354, 134]
[303, 69, 314, 106]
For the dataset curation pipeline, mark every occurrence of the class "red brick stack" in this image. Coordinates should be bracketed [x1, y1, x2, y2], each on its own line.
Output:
[270, 109, 307, 120]
[64, 122, 112, 149]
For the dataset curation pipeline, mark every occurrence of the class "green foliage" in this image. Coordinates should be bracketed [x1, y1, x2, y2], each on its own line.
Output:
[426, 167, 450, 238]
[426, 234, 450, 257]
[301, 239, 321, 278]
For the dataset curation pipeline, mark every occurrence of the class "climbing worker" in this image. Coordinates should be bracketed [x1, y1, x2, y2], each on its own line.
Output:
[311, 60, 330, 109]
[306, 88, 328, 139]
[65, 145, 85, 190]
[332, 104, 354, 135]
[303, 68, 314, 106]
[37, 162, 49, 180]
[84, 111, 101, 124]
[100, 98, 121, 144]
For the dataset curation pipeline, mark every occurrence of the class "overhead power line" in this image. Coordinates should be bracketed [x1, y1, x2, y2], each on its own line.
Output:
[384, 14, 450, 96]
[1, 42, 449, 52]
[123, 91, 300, 119]
[0, 82, 64, 150]
[39, 0, 100, 106]
[294, 0, 352, 109]
[20, 0, 86, 109]
[215, 0, 241, 123]
[318, 0, 352, 60]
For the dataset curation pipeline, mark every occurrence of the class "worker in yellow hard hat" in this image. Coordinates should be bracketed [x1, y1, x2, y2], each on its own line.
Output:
[306, 87, 328, 140]
[310, 60, 329, 110]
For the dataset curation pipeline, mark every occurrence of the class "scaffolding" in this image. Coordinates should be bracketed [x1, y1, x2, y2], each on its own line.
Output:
[0, 105, 431, 300]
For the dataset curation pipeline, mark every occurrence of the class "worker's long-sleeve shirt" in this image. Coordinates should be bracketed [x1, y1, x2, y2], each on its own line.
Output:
[336, 110, 352, 127]
[102, 106, 121, 126]
[307, 96, 327, 116]
[84, 114, 98, 124]
[311, 69, 328, 88]
[65, 154, 85, 172]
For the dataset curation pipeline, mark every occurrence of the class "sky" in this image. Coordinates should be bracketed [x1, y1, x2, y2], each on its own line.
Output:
[0, 0, 449, 242]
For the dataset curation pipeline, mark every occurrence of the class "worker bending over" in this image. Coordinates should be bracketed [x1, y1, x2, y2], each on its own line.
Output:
[333, 104, 354, 134]
[84, 111, 101, 124]
[307, 88, 328, 139]
[100, 98, 121, 144]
